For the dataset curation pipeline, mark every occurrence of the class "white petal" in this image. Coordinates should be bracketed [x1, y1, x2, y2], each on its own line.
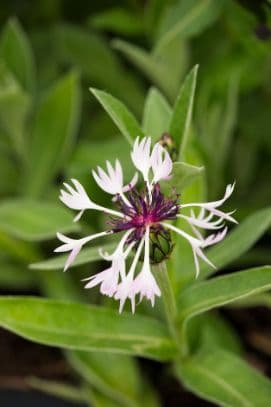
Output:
[55, 230, 111, 271]
[92, 160, 125, 195]
[64, 246, 81, 272]
[151, 143, 173, 183]
[114, 236, 144, 313]
[131, 137, 152, 181]
[122, 172, 138, 193]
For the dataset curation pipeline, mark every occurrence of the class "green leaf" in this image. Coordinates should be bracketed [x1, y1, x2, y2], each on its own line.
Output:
[175, 346, 271, 406]
[142, 87, 171, 141]
[30, 242, 116, 270]
[188, 313, 242, 355]
[67, 351, 142, 407]
[155, 0, 224, 54]
[0, 232, 40, 263]
[27, 377, 86, 404]
[0, 18, 36, 92]
[55, 24, 144, 115]
[187, 207, 271, 280]
[90, 88, 143, 145]
[0, 199, 78, 241]
[112, 39, 178, 101]
[169, 65, 198, 158]
[68, 138, 134, 181]
[24, 71, 81, 197]
[177, 266, 271, 353]
[162, 161, 204, 194]
[0, 297, 176, 361]
[0, 261, 35, 289]
[89, 8, 144, 36]
[0, 63, 30, 157]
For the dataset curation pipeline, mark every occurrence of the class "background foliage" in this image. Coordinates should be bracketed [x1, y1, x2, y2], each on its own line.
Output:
[0, 0, 271, 406]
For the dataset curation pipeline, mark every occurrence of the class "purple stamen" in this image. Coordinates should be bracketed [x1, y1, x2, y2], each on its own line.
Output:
[109, 183, 180, 243]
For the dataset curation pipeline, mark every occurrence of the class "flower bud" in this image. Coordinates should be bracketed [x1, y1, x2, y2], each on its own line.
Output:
[149, 228, 174, 264]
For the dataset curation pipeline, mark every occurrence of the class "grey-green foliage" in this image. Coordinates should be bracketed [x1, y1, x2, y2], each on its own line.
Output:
[0, 5, 270, 407]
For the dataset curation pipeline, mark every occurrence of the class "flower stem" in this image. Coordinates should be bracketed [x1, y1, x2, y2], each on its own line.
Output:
[155, 261, 180, 347]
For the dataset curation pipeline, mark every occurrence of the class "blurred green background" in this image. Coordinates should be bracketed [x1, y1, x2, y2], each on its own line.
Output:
[0, 0, 270, 405]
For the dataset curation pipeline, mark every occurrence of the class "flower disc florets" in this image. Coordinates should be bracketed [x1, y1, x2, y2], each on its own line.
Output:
[55, 137, 237, 312]
[109, 183, 179, 260]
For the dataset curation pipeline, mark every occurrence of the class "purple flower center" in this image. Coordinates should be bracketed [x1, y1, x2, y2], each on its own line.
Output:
[109, 183, 180, 242]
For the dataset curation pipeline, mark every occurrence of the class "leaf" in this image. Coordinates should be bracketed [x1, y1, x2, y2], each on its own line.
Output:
[186, 207, 271, 280]
[30, 242, 116, 270]
[0, 143, 19, 195]
[40, 254, 152, 407]
[0, 199, 78, 241]
[23, 71, 81, 197]
[155, 0, 224, 54]
[0, 18, 36, 92]
[89, 8, 144, 36]
[55, 24, 144, 115]
[112, 39, 178, 101]
[0, 231, 40, 263]
[0, 63, 31, 157]
[67, 351, 142, 407]
[0, 297, 176, 361]
[90, 88, 143, 144]
[177, 266, 271, 350]
[27, 377, 86, 404]
[0, 261, 36, 289]
[187, 313, 242, 356]
[142, 87, 172, 141]
[68, 138, 134, 181]
[175, 346, 271, 406]
[162, 161, 204, 194]
[169, 65, 198, 158]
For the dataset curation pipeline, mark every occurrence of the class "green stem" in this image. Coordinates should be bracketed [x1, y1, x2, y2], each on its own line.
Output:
[155, 261, 181, 347]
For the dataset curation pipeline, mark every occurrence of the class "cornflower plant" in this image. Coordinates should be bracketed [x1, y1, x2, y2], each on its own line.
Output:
[0, 46, 271, 405]
[56, 137, 236, 313]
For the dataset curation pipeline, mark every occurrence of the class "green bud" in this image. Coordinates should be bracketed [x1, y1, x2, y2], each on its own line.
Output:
[149, 228, 174, 264]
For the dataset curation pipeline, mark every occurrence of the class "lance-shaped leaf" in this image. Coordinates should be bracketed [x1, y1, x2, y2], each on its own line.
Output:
[169, 65, 198, 158]
[0, 297, 176, 361]
[0, 199, 79, 241]
[40, 273, 147, 407]
[90, 88, 143, 145]
[67, 351, 143, 407]
[184, 207, 271, 280]
[112, 39, 178, 101]
[0, 18, 36, 92]
[142, 87, 172, 141]
[175, 346, 271, 406]
[24, 71, 81, 198]
[154, 0, 224, 54]
[89, 8, 144, 36]
[161, 161, 204, 194]
[0, 64, 31, 157]
[177, 266, 271, 353]
[30, 242, 116, 270]
[27, 377, 86, 404]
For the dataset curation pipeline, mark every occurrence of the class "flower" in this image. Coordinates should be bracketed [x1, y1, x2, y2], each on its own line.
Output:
[56, 137, 236, 312]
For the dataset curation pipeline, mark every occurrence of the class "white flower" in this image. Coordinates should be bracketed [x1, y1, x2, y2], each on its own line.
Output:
[83, 230, 133, 297]
[92, 159, 138, 198]
[55, 231, 112, 271]
[131, 228, 161, 306]
[151, 143, 173, 183]
[56, 137, 237, 312]
[180, 183, 237, 224]
[60, 179, 99, 222]
[131, 137, 152, 182]
[60, 179, 124, 222]
[114, 237, 145, 313]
